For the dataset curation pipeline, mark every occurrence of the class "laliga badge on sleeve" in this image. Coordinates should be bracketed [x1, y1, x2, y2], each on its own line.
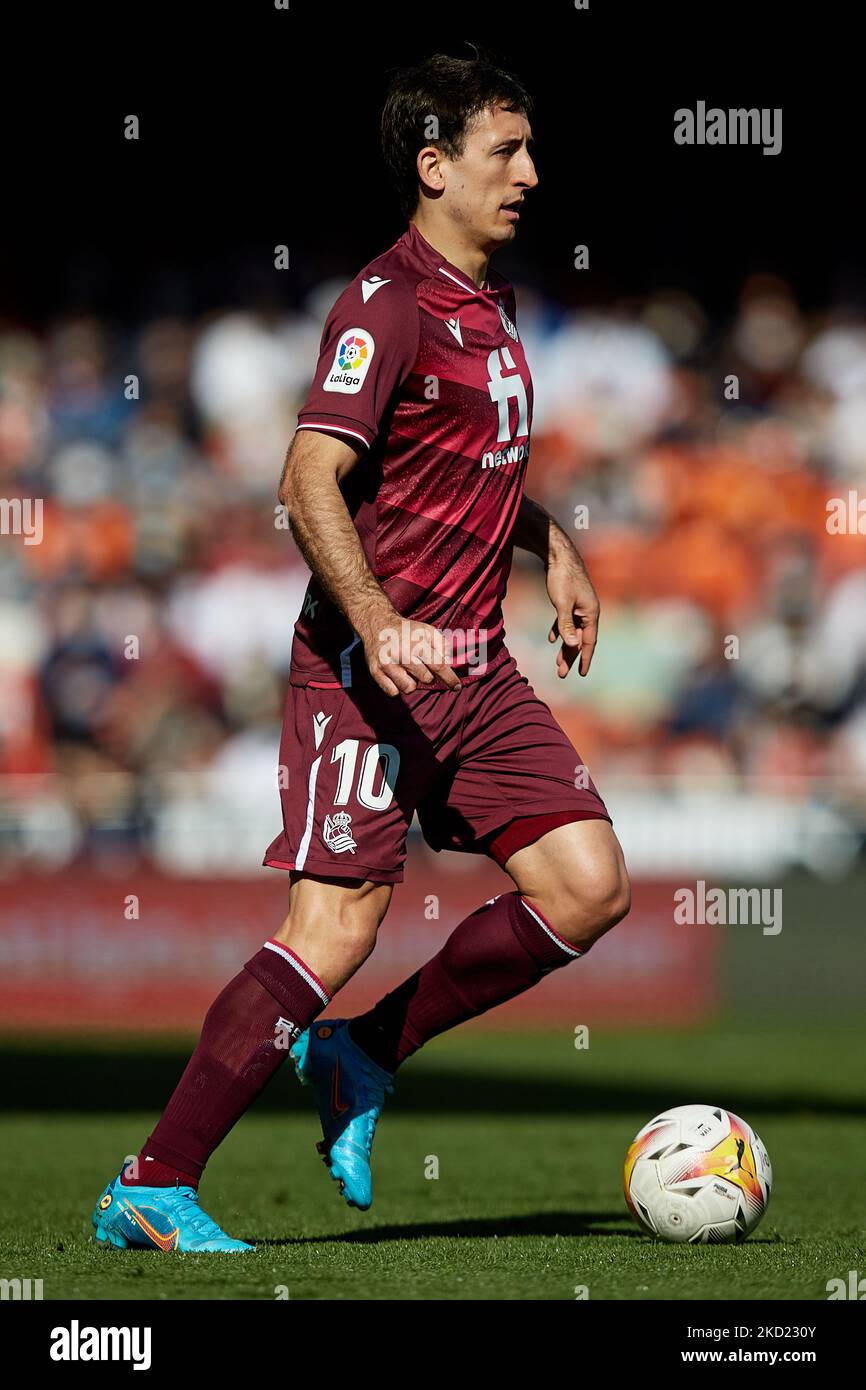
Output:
[323, 328, 376, 393]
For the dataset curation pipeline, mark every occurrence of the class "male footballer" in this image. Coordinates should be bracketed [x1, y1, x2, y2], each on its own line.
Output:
[92, 49, 630, 1252]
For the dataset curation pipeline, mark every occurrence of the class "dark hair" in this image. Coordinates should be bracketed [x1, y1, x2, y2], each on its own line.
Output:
[381, 46, 533, 219]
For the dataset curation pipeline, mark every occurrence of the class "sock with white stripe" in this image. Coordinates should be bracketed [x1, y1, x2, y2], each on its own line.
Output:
[131, 939, 330, 1185]
[348, 891, 582, 1074]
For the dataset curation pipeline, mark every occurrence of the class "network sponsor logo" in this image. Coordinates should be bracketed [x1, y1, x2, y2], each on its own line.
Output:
[487, 345, 529, 443]
[482, 440, 529, 469]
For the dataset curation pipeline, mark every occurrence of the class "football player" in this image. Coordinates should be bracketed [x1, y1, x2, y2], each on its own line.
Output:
[92, 48, 629, 1251]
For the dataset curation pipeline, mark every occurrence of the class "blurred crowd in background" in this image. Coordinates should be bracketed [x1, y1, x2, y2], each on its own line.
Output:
[2, 270, 866, 877]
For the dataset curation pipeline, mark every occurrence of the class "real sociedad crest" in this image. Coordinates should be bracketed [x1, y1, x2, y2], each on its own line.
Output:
[498, 300, 519, 342]
[323, 811, 357, 854]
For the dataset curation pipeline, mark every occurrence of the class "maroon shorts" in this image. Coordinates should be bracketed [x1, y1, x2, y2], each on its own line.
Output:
[263, 651, 610, 884]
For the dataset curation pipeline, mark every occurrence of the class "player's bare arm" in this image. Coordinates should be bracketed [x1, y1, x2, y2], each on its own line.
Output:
[512, 493, 599, 678]
[278, 429, 461, 696]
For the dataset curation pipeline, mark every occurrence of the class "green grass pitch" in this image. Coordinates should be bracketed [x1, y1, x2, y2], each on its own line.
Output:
[2, 1022, 864, 1300]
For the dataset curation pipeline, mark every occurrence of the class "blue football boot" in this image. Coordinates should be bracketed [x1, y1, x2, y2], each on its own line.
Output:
[92, 1172, 254, 1252]
[290, 1018, 394, 1210]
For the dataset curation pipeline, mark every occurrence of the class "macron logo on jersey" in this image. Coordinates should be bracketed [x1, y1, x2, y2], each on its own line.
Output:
[323, 329, 375, 394]
[361, 275, 390, 303]
[445, 316, 463, 347]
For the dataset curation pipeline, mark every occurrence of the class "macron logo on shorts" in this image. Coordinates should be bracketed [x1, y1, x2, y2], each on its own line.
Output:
[313, 711, 332, 749]
[323, 329, 375, 393]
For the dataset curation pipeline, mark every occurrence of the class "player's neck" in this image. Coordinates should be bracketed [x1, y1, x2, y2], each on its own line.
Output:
[410, 216, 490, 290]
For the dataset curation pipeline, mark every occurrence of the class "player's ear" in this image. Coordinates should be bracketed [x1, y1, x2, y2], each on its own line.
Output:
[416, 146, 445, 198]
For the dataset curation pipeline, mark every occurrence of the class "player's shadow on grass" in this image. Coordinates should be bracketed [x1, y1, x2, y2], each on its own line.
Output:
[256, 1210, 644, 1244]
[1, 1046, 864, 1118]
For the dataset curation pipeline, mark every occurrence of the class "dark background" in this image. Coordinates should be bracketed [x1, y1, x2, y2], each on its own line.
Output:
[4, 0, 861, 326]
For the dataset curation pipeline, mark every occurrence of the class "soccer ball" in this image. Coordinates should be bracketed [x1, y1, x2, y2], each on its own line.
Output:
[623, 1104, 772, 1244]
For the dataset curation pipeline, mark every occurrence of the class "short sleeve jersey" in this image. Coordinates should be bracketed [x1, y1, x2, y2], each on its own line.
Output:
[290, 221, 533, 687]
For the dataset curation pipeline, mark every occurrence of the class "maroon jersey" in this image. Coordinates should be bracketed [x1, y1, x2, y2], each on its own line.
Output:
[290, 221, 532, 688]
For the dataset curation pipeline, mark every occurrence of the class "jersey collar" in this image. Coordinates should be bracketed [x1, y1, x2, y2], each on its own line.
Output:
[405, 221, 507, 298]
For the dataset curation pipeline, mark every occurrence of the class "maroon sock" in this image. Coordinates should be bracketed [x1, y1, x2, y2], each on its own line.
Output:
[349, 891, 583, 1073]
[121, 939, 330, 1187]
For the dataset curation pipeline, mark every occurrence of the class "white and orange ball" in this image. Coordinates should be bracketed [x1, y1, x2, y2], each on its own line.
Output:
[624, 1105, 772, 1244]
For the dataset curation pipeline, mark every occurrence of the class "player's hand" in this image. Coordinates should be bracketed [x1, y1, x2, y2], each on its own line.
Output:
[545, 552, 600, 678]
[359, 609, 462, 696]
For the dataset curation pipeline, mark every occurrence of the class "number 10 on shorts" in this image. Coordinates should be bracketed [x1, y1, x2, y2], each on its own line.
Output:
[331, 739, 400, 810]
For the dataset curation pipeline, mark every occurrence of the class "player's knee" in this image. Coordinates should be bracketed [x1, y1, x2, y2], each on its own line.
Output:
[326, 902, 381, 964]
[581, 861, 631, 946]
[552, 861, 631, 951]
[278, 893, 382, 971]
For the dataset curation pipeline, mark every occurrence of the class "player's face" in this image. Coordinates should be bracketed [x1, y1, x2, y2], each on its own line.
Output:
[443, 106, 538, 251]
